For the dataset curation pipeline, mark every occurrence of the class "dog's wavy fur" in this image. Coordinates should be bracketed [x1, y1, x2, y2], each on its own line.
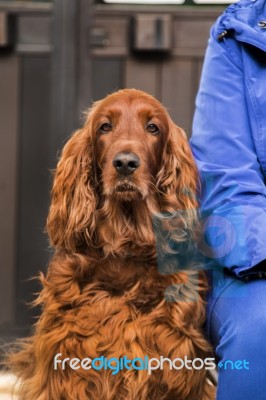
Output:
[6, 89, 215, 399]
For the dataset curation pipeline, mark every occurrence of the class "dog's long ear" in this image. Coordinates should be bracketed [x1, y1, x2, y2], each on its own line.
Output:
[46, 118, 97, 252]
[156, 119, 199, 229]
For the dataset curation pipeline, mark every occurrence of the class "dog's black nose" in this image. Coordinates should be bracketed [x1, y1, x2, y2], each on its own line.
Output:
[113, 152, 140, 176]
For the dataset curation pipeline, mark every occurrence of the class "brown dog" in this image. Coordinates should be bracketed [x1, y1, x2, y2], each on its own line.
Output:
[7, 89, 215, 400]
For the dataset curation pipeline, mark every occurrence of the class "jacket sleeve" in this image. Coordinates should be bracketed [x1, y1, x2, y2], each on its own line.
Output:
[190, 27, 266, 277]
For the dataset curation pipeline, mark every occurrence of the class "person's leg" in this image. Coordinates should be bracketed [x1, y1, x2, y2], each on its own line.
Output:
[207, 273, 266, 400]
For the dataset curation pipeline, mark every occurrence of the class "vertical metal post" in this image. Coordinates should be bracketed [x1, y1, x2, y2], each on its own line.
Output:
[78, 0, 94, 115]
[51, 0, 93, 165]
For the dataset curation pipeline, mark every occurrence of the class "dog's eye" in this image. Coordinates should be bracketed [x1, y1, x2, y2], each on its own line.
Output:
[146, 124, 160, 135]
[99, 123, 112, 133]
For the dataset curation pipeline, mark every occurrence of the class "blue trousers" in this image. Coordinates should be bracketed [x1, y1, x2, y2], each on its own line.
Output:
[206, 271, 266, 400]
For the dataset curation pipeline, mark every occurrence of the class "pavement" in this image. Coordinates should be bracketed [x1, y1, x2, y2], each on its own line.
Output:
[0, 373, 19, 399]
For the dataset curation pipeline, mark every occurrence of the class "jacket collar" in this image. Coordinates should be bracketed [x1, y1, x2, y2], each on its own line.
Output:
[218, 0, 266, 51]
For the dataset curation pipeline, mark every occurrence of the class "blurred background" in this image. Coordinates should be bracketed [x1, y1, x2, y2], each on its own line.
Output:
[0, 0, 234, 344]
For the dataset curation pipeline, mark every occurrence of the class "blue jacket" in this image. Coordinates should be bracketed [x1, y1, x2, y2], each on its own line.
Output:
[190, 0, 266, 277]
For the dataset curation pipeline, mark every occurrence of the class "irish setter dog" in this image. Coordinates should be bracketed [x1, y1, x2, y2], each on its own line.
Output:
[7, 89, 215, 399]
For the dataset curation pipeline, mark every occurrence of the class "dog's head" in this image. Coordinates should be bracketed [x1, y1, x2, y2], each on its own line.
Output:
[93, 89, 167, 201]
[47, 89, 198, 253]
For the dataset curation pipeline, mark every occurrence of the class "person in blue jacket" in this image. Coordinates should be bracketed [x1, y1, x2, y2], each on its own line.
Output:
[190, 0, 266, 398]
